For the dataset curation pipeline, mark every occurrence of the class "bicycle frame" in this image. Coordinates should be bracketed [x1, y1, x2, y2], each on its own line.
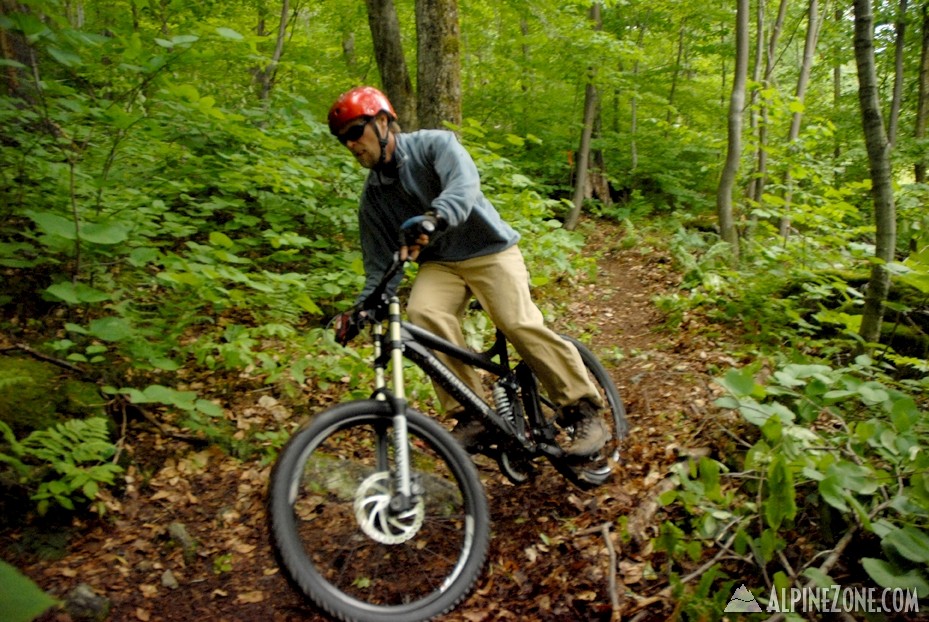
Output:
[370, 294, 553, 457]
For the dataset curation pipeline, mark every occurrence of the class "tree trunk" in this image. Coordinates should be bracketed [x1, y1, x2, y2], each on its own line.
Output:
[853, 0, 897, 346]
[788, 0, 821, 143]
[630, 23, 646, 173]
[415, 0, 461, 130]
[888, 0, 909, 147]
[779, 0, 821, 237]
[130, 0, 140, 31]
[588, 4, 609, 208]
[65, 0, 84, 28]
[834, 7, 844, 179]
[0, 0, 36, 102]
[590, 105, 611, 208]
[366, 0, 417, 130]
[665, 19, 686, 135]
[716, 0, 749, 262]
[341, 31, 356, 74]
[254, 0, 290, 102]
[746, 0, 765, 204]
[519, 18, 531, 135]
[915, 3, 929, 183]
[565, 2, 603, 231]
[565, 81, 598, 231]
[751, 0, 788, 206]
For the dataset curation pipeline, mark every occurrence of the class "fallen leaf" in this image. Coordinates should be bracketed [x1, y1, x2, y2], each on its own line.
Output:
[619, 560, 644, 584]
[233, 542, 256, 554]
[236, 590, 265, 604]
[524, 546, 538, 563]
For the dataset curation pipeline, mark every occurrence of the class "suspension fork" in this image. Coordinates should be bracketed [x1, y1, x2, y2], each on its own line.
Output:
[386, 296, 414, 508]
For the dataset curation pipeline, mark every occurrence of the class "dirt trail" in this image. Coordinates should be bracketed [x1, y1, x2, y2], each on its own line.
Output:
[17, 225, 737, 621]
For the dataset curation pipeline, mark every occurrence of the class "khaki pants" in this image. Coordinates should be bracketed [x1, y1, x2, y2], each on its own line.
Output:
[407, 245, 601, 413]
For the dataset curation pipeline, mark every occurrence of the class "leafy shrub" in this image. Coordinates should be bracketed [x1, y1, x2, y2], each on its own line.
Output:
[658, 357, 929, 610]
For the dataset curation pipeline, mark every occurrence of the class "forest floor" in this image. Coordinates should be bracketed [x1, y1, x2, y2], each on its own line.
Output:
[7, 221, 748, 621]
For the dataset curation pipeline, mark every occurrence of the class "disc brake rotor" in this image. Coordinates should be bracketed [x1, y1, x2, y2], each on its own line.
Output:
[353, 471, 425, 544]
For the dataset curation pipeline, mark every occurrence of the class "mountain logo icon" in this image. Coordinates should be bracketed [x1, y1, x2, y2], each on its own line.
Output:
[724, 583, 762, 613]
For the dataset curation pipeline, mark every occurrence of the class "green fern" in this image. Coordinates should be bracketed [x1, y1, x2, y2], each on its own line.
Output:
[1, 418, 122, 515]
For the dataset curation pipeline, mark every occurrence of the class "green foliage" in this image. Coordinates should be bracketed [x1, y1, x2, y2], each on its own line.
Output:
[0, 418, 122, 515]
[0, 559, 59, 622]
[458, 119, 591, 286]
[660, 357, 929, 609]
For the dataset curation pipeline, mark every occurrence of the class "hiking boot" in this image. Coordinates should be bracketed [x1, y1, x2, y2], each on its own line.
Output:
[559, 399, 609, 457]
[450, 411, 489, 454]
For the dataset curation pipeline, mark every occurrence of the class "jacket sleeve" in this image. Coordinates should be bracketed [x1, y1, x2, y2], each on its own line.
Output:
[427, 132, 483, 228]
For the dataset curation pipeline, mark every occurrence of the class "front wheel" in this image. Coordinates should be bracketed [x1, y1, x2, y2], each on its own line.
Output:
[268, 400, 490, 622]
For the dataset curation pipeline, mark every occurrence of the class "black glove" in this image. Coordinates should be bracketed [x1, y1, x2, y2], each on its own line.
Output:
[330, 310, 360, 345]
[399, 212, 440, 248]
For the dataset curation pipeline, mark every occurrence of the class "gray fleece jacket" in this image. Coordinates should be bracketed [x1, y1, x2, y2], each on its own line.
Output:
[356, 130, 520, 302]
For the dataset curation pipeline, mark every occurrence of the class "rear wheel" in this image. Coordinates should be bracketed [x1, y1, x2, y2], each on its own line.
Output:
[541, 336, 628, 489]
[268, 400, 490, 622]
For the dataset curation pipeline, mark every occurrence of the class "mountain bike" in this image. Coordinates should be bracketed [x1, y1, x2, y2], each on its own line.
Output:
[268, 255, 628, 622]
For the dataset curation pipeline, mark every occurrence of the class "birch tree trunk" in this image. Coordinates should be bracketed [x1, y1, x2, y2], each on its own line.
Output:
[366, 0, 417, 130]
[716, 0, 749, 262]
[853, 0, 897, 346]
[415, 0, 461, 129]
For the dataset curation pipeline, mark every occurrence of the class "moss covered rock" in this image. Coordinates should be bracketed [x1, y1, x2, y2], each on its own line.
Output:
[0, 357, 106, 437]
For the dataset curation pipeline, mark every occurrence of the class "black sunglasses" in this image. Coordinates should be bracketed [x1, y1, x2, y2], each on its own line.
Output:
[337, 118, 371, 145]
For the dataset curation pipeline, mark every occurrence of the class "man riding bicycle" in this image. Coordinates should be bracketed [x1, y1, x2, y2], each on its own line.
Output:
[327, 85, 608, 457]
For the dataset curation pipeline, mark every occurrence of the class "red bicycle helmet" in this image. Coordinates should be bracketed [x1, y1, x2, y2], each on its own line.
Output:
[328, 86, 397, 136]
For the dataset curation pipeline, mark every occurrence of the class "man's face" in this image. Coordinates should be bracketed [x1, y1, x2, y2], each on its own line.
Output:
[338, 117, 380, 169]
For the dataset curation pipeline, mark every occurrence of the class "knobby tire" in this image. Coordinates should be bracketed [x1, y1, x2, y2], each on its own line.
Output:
[268, 401, 490, 622]
[552, 335, 628, 489]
